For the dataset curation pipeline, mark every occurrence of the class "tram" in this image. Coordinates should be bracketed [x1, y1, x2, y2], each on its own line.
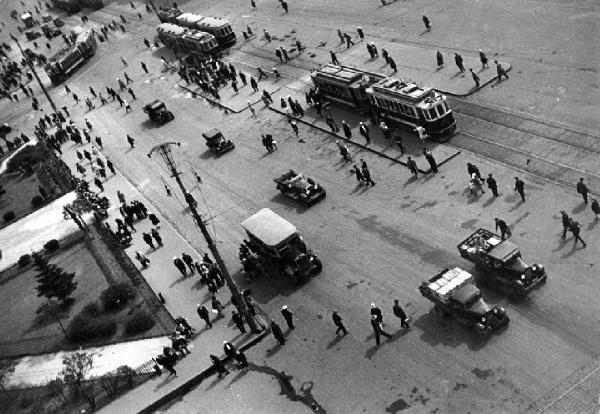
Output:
[156, 23, 219, 56]
[174, 13, 236, 48]
[311, 65, 456, 138]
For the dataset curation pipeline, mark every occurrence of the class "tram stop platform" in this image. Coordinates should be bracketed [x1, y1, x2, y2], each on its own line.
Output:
[328, 40, 511, 97]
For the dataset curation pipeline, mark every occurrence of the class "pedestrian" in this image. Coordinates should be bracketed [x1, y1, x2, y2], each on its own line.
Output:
[94, 177, 104, 192]
[124, 214, 136, 232]
[231, 80, 238, 94]
[352, 164, 364, 184]
[576, 177, 589, 204]
[273, 68, 281, 79]
[197, 304, 212, 328]
[210, 354, 229, 377]
[173, 256, 186, 275]
[479, 49, 488, 69]
[250, 0, 255, 7]
[271, 320, 285, 345]
[454, 53, 465, 72]
[275, 48, 283, 62]
[95, 136, 103, 149]
[514, 176, 525, 202]
[591, 198, 600, 219]
[76, 150, 83, 161]
[423, 15, 431, 31]
[250, 77, 259, 92]
[223, 340, 237, 358]
[211, 295, 224, 315]
[330, 50, 339, 65]
[486, 173, 499, 196]
[394, 134, 405, 154]
[495, 218, 512, 240]
[290, 120, 299, 136]
[560, 210, 571, 238]
[124, 72, 133, 83]
[415, 125, 427, 142]
[127, 134, 135, 148]
[344, 32, 354, 48]
[263, 29, 271, 42]
[281, 305, 294, 329]
[467, 162, 481, 178]
[135, 251, 150, 269]
[89, 86, 97, 98]
[367, 43, 374, 59]
[182, 252, 195, 274]
[281, 47, 289, 61]
[281, 0, 288, 12]
[342, 120, 352, 139]
[257, 68, 268, 81]
[406, 156, 418, 178]
[495, 60, 509, 81]
[128, 87, 136, 100]
[151, 228, 163, 246]
[295, 40, 303, 53]
[423, 148, 438, 173]
[436, 50, 444, 67]
[392, 300, 410, 329]
[262, 90, 274, 104]
[337, 29, 344, 43]
[232, 310, 246, 333]
[378, 119, 390, 138]
[370, 303, 383, 323]
[239, 72, 247, 86]
[107, 159, 116, 174]
[247, 101, 256, 116]
[337, 141, 352, 162]
[371, 315, 392, 346]
[141, 61, 149, 74]
[361, 162, 376, 186]
[388, 57, 397, 73]
[332, 310, 348, 335]
[124, 101, 132, 113]
[65, 84, 72, 94]
[121, 57, 128, 67]
[203, 253, 214, 265]
[72, 93, 79, 103]
[357, 27, 364, 39]
[469, 68, 480, 87]
[358, 122, 370, 144]
[234, 350, 249, 369]
[569, 219, 586, 247]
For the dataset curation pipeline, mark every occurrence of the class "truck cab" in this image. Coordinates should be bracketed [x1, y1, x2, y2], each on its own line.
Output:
[241, 208, 321, 283]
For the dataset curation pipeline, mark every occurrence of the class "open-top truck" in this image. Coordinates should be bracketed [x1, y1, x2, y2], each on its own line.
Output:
[419, 267, 509, 340]
[240, 208, 322, 283]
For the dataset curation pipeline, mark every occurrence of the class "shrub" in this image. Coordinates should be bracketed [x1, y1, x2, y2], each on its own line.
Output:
[67, 313, 117, 342]
[101, 283, 133, 311]
[125, 311, 155, 335]
[31, 195, 45, 207]
[3, 211, 15, 222]
[5, 143, 53, 173]
[81, 302, 101, 317]
[43, 239, 60, 252]
[18, 254, 31, 267]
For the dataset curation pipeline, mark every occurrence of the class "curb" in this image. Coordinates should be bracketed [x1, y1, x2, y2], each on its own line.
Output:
[137, 328, 270, 414]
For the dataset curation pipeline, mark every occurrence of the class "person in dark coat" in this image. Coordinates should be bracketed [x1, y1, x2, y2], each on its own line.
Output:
[495, 218, 512, 240]
[469, 68, 480, 87]
[332, 310, 348, 335]
[94, 177, 104, 192]
[569, 219, 586, 247]
[271, 320, 285, 345]
[591, 199, 600, 220]
[232, 310, 246, 333]
[281, 305, 294, 329]
[358, 122, 370, 144]
[422, 15, 431, 31]
[514, 176, 525, 202]
[467, 163, 481, 178]
[223, 341, 237, 358]
[486, 173, 499, 196]
[361, 163, 376, 186]
[560, 210, 571, 238]
[479, 49, 489, 69]
[106, 159, 116, 175]
[370, 303, 383, 323]
[151, 228, 163, 246]
[148, 213, 160, 227]
[234, 350, 249, 369]
[211, 295, 224, 315]
[406, 156, 418, 178]
[141, 232, 154, 250]
[454, 53, 465, 72]
[392, 300, 410, 329]
[181, 252, 195, 274]
[342, 121, 352, 139]
[210, 354, 229, 377]
[173, 256, 187, 276]
[196, 304, 212, 328]
[436, 50, 443, 67]
[371, 315, 392, 346]
[423, 148, 438, 173]
[576, 177, 589, 204]
[352, 164, 364, 184]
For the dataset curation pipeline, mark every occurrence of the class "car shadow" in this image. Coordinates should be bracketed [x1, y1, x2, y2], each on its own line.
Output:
[269, 193, 311, 214]
[412, 310, 486, 351]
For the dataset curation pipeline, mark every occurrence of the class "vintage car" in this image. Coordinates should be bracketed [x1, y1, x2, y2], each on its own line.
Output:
[274, 170, 326, 206]
[41, 14, 52, 22]
[0, 123, 11, 138]
[241, 208, 322, 283]
[25, 31, 42, 40]
[42, 24, 62, 39]
[143, 99, 174, 123]
[54, 18, 65, 28]
[457, 228, 547, 296]
[202, 128, 234, 155]
[419, 267, 510, 340]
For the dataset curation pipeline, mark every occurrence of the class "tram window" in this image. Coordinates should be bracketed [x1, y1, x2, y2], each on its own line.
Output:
[443, 101, 449, 113]
[428, 108, 437, 120]
[400, 103, 409, 116]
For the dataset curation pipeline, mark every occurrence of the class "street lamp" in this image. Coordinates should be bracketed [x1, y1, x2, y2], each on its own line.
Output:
[9, 33, 58, 112]
[148, 142, 262, 333]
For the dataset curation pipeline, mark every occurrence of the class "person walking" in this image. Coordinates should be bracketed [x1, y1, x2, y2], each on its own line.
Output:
[406, 156, 418, 178]
[182, 252, 195, 274]
[392, 299, 410, 329]
[344, 32, 354, 48]
[127, 87, 136, 100]
[352, 164, 364, 184]
[275, 48, 283, 63]
[151, 228, 163, 247]
[370, 303, 383, 323]
[342, 121, 352, 139]
[141, 232, 155, 250]
[250, 77, 259, 92]
[281, 0, 288, 12]
[454, 53, 465, 72]
[95, 136, 103, 149]
[94, 177, 104, 192]
[359, 122, 370, 144]
[591, 198, 600, 220]
[141, 61, 149, 74]
[124, 72, 133, 83]
[436, 50, 444, 68]
[495, 60, 509, 80]
[289, 120, 299, 136]
[232, 310, 246, 333]
[271, 320, 285, 345]
[423, 148, 438, 173]
[223, 341, 237, 358]
[479, 49, 489, 69]
[127, 134, 135, 148]
[107, 159, 116, 175]
[495, 218, 512, 240]
[569, 219, 586, 247]
[135, 251, 150, 269]
[337, 141, 352, 162]
[234, 350, 249, 370]
[371, 315, 392, 346]
[173, 256, 187, 276]
[388, 57, 397, 73]
[239, 72, 247, 86]
[382, 48, 389, 64]
[361, 162, 376, 186]
[560, 210, 571, 238]
[281, 305, 294, 329]
[210, 354, 229, 377]
[514, 176, 526, 202]
[197, 304, 212, 328]
[422, 15, 431, 31]
[486, 173, 499, 196]
[121, 57, 128, 67]
[469, 68, 480, 87]
[330, 50, 339, 65]
[332, 310, 348, 335]
[576, 177, 589, 204]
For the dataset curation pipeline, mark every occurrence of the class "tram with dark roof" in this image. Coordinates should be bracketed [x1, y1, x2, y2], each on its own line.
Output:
[158, 8, 236, 48]
[156, 23, 219, 56]
[311, 65, 456, 138]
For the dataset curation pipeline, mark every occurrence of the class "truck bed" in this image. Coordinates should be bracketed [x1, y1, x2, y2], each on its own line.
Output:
[419, 267, 473, 305]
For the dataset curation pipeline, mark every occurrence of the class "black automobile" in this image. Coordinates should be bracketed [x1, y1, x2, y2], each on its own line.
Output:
[457, 228, 547, 296]
[274, 170, 326, 206]
[25, 31, 42, 40]
[143, 100, 174, 124]
[0, 123, 11, 138]
[42, 24, 61, 39]
[202, 128, 234, 155]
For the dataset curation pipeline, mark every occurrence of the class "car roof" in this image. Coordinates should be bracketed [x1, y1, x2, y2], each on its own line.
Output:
[145, 99, 165, 110]
[241, 208, 298, 247]
[202, 128, 222, 139]
[488, 239, 520, 262]
[452, 283, 479, 304]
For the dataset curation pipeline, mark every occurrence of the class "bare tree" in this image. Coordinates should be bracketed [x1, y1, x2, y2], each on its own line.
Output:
[61, 352, 95, 409]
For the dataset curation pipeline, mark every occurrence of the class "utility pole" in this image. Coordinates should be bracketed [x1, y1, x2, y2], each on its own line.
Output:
[148, 143, 262, 333]
[10, 33, 58, 113]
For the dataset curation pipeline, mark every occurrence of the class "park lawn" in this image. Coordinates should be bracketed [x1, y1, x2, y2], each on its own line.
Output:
[0, 233, 170, 358]
[0, 171, 43, 231]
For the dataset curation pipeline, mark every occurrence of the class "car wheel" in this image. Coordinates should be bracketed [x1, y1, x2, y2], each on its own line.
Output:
[475, 325, 492, 340]
[314, 258, 322, 273]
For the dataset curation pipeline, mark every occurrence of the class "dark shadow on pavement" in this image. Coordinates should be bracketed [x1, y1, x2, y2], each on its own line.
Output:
[153, 373, 178, 391]
[571, 203, 587, 215]
[265, 343, 283, 358]
[325, 334, 345, 350]
[482, 196, 497, 208]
